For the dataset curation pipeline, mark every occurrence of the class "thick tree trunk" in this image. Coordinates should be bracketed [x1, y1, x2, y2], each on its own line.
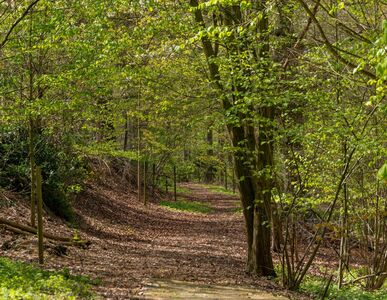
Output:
[230, 125, 275, 276]
[253, 106, 276, 275]
[190, 0, 275, 277]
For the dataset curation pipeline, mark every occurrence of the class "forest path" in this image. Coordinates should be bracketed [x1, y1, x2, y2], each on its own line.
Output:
[74, 182, 289, 299]
[0, 181, 291, 299]
[141, 278, 288, 299]
[135, 183, 287, 299]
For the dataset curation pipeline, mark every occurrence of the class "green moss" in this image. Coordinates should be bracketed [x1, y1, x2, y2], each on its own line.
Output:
[160, 199, 211, 214]
[0, 258, 98, 299]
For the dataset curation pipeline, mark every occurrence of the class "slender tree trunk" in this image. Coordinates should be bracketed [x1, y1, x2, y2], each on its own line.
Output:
[137, 116, 141, 202]
[36, 166, 44, 264]
[123, 112, 129, 151]
[29, 119, 36, 227]
[152, 163, 156, 196]
[205, 129, 215, 183]
[173, 165, 177, 201]
[28, 11, 36, 227]
[231, 155, 236, 194]
[143, 161, 147, 205]
[338, 142, 349, 288]
[224, 162, 228, 190]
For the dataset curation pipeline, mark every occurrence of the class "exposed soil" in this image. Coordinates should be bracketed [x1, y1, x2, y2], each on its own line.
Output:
[141, 278, 289, 299]
[0, 177, 304, 299]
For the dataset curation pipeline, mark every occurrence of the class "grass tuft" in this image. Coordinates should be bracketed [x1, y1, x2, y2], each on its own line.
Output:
[175, 185, 193, 194]
[200, 184, 237, 196]
[160, 199, 211, 214]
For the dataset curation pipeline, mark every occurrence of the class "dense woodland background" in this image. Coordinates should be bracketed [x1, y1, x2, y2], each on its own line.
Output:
[0, 0, 386, 299]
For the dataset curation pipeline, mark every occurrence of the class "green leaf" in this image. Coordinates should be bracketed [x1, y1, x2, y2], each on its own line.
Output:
[377, 163, 387, 183]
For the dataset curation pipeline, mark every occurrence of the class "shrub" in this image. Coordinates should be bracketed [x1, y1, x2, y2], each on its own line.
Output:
[0, 127, 87, 221]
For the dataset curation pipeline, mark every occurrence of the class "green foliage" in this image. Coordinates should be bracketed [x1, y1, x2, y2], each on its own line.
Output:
[0, 0, 386, 293]
[0, 131, 30, 190]
[160, 199, 211, 214]
[301, 276, 387, 300]
[76, 142, 139, 161]
[0, 258, 97, 299]
[0, 128, 87, 221]
[375, 21, 387, 81]
[377, 163, 387, 184]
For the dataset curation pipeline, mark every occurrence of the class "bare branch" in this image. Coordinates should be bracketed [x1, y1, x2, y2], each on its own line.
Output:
[0, 0, 41, 50]
[296, 0, 376, 79]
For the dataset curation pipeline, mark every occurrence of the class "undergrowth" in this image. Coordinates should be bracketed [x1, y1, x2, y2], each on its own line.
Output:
[0, 129, 87, 222]
[301, 276, 387, 300]
[0, 257, 98, 299]
[160, 199, 211, 214]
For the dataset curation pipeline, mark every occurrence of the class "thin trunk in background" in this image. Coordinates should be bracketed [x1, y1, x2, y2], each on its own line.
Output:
[143, 161, 147, 205]
[28, 9, 36, 228]
[36, 166, 44, 264]
[173, 165, 177, 201]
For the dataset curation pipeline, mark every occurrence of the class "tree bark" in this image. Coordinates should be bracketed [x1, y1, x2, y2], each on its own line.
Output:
[173, 166, 177, 201]
[36, 166, 44, 264]
[190, 0, 275, 276]
[204, 129, 215, 183]
[143, 161, 147, 205]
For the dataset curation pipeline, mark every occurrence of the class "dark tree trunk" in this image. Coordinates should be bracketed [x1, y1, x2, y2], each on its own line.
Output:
[190, 0, 275, 277]
[230, 124, 275, 276]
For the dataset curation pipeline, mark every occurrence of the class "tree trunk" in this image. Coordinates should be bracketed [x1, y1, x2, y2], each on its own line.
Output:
[36, 166, 44, 265]
[190, 0, 275, 277]
[173, 165, 177, 201]
[143, 161, 147, 205]
[29, 119, 36, 227]
[204, 129, 215, 183]
[123, 112, 129, 151]
[231, 125, 275, 276]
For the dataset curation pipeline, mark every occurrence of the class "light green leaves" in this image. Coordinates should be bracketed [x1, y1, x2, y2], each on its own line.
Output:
[377, 163, 387, 184]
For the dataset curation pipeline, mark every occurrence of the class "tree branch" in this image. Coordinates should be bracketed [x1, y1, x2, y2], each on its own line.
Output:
[0, 217, 89, 246]
[295, 0, 376, 79]
[0, 0, 41, 50]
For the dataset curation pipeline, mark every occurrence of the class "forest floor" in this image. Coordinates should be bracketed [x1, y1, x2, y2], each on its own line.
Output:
[0, 177, 303, 299]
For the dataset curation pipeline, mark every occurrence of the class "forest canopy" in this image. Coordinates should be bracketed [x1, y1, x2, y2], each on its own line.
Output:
[0, 0, 386, 298]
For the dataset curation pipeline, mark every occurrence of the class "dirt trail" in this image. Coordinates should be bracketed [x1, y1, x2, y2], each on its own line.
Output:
[1, 182, 293, 299]
[141, 278, 288, 299]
